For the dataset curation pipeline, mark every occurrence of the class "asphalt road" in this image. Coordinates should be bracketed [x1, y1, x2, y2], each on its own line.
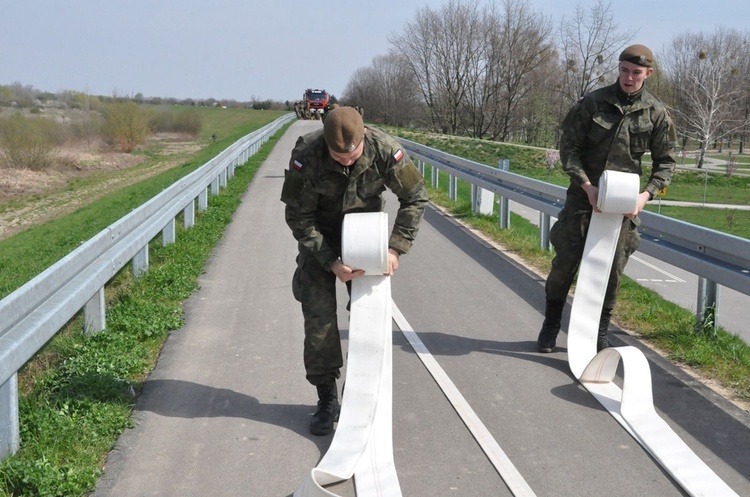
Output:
[91, 121, 750, 497]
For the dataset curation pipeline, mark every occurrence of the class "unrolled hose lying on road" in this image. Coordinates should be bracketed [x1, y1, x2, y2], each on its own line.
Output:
[295, 212, 401, 497]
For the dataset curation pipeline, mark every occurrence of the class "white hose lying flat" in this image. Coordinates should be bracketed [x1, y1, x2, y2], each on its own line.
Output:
[295, 212, 401, 497]
[568, 171, 739, 497]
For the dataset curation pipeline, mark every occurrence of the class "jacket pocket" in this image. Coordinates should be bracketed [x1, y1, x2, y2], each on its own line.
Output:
[357, 175, 386, 199]
[629, 118, 653, 154]
[587, 112, 618, 147]
[313, 173, 346, 198]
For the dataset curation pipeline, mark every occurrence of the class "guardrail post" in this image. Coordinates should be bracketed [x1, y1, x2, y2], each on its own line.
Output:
[211, 177, 220, 196]
[431, 165, 438, 189]
[198, 188, 208, 212]
[498, 197, 510, 229]
[183, 199, 195, 229]
[539, 212, 552, 250]
[497, 159, 511, 229]
[449, 175, 458, 201]
[696, 277, 720, 333]
[84, 287, 106, 334]
[220, 169, 228, 188]
[0, 375, 20, 459]
[162, 218, 176, 245]
[133, 245, 149, 279]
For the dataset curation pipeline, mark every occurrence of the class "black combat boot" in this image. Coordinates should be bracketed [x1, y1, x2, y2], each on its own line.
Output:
[597, 308, 613, 352]
[537, 300, 565, 353]
[310, 380, 340, 436]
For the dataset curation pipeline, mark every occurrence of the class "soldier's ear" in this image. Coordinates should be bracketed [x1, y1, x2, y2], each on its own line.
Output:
[645, 67, 654, 79]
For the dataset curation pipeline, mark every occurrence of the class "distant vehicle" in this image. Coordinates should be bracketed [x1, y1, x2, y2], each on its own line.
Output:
[303, 88, 329, 119]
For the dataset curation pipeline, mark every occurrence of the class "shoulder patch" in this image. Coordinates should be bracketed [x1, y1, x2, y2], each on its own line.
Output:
[577, 96, 585, 103]
[394, 149, 404, 162]
[292, 159, 303, 171]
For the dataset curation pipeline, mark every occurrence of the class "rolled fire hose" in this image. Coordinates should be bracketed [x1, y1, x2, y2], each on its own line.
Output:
[295, 211, 401, 497]
[568, 170, 739, 497]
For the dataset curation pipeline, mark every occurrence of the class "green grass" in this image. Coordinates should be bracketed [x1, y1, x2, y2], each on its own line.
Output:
[656, 169, 750, 205]
[644, 204, 750, 239]
[0, 116, 290, 496]
[410, 131, 750, 406]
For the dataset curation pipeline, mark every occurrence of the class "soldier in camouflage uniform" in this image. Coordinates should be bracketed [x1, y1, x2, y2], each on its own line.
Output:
[280, 106, 428, 435]
[537, 44, 677, 354]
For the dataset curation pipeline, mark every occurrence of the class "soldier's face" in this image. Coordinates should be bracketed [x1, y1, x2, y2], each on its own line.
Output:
[618, 61, 653, 94]
[328, 139, 364, 167]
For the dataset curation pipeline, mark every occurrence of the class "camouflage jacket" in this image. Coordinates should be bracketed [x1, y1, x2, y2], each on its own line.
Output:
[560, 82, 677, 203]
[280, 127, 428, 270]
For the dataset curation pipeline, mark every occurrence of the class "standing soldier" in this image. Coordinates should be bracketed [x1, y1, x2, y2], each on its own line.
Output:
[536, 44, 677, 353]
[280, 107, 428, 435]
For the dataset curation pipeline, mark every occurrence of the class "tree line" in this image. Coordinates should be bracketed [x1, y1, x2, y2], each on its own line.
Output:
[341, 0, 750, 163]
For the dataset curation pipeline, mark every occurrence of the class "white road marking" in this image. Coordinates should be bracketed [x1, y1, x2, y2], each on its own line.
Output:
[631, 255, 686, 283]
[392, 302, 537, 497]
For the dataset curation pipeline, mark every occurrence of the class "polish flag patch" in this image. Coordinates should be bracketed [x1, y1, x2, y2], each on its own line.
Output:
[393, 149, 404, 162]
[293, 159, 303, 171]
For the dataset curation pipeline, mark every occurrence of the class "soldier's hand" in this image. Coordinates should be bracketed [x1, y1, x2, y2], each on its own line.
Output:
[384, 249, 400, 276]
[331, 259, 365, 282]
[626, 191, 651, 218]
[581, 182, 601, 212]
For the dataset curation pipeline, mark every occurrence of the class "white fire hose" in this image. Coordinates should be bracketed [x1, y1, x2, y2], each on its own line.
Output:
[295, 212, 401, 497]
[569, 170, 738, 497]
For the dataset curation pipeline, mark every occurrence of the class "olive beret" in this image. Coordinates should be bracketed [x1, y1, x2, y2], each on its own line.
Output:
[619, 44, 654, 67]
[323, 107, 364, 153]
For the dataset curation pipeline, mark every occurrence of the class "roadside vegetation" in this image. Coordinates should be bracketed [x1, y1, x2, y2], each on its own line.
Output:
[0, 108, 287, 496]
[385, 126, 750, 410]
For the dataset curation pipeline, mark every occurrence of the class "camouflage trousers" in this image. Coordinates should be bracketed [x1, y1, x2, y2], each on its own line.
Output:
[292, 250, 350, 386]
[546, 199, 640, 311]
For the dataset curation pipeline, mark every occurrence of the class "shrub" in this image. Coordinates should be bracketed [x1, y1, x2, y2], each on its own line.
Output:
[0, 113, 62, 170]
[102, 102, 153, 152]
[149, 109, 202, 135]
[174, 110, 201, 135]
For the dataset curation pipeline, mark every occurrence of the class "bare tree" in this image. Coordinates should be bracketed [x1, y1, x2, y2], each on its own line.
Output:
[459, 0, 554, 141]
[343, 54, 420, 126]
[390, 0, 481, 134]
[343, 66, 380, 120]
[558, 0, 632, 104]
[661, 28, 748, 167]
[731, 34, 750, 153]
[490, 0, 555, 142]
[456, 2, 496, 138]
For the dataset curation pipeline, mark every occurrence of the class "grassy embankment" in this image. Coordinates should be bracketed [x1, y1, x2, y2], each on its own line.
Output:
[386, 127, 750, 408]
[0, 108, 288, 496]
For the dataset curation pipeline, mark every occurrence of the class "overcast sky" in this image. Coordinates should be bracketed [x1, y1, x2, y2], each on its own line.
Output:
[1, 0, 746, 103]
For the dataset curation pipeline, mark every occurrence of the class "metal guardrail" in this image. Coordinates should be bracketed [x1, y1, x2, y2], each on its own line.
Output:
[0, 113, 295, 459]
[400, 137, 750, 312]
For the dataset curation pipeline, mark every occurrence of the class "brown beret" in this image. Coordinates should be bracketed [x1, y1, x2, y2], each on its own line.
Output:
[323, 107, 364, 153]
[619, 44, 654, 67]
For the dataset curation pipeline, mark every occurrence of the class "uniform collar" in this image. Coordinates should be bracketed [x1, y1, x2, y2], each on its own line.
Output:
[615, 78, 645, 104]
